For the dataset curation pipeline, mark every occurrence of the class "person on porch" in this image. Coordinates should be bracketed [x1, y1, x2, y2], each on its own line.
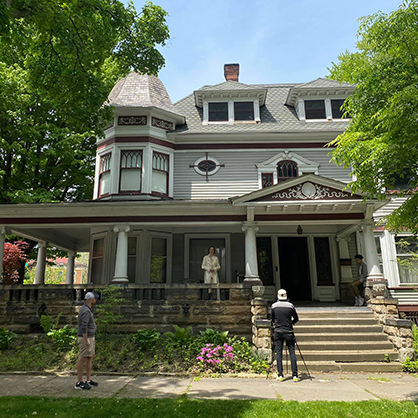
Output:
[271, 288, 300, 382]
[347, 254, 368, 306]
[201, 246, 221, 284]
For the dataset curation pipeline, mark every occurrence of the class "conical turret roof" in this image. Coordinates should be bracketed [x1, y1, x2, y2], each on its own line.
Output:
[108, 72, 181, 115]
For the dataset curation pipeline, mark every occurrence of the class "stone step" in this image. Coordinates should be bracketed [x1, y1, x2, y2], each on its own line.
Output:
[292, 349, 398, 362]
[295, 332, 390, 342]
[296, 318, 378, 326]
[295, 340, 394, 351]
[275, 360, 402, 373]
[296, 310, 374, 319]
[294, 324, 383, 334]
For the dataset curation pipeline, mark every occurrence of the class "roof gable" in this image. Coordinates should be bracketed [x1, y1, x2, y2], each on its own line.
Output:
[231, 174, 363, 204]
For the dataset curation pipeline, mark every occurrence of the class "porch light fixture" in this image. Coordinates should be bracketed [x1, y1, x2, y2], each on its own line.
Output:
[297, 225, 303, 235]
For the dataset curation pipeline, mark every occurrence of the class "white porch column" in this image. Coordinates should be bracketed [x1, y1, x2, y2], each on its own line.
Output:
[242, 223, 259, 280]
[0, 227, 6, 281]
[363, 223, 385, 282]
[34, 241, 47, 285]
[65, 251, 76, 284]
[113, 225, 130, 283]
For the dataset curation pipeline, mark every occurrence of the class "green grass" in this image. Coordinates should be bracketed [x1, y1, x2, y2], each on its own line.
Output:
[0, 397, 417, 418]
[367, 377, 392, 382]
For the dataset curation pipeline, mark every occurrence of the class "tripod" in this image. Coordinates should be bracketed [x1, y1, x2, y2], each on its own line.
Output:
[294, 336, 312, 380]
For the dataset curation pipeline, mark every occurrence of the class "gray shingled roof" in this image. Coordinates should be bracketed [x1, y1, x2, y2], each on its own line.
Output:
[198, 81, 260, 91]
[172, 83, 350, 135]
[297, 78, 355, 89]
[108, 72, 182, 116]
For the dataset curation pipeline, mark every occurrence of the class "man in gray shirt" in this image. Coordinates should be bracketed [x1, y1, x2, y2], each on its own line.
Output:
[347, 254, 368, 306]
[75, 292, 98, 390]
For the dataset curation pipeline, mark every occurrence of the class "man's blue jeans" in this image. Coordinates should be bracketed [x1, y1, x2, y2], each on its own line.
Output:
[274, 331, 298, 377]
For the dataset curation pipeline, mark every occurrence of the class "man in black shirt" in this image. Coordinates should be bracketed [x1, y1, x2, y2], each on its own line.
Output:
[271, 288, 300, 382]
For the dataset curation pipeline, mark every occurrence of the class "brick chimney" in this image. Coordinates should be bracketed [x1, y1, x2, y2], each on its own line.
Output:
[224, 63, 239, 82]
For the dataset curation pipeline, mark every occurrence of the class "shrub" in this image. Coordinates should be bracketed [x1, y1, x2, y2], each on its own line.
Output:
[94, 285, 124, 334]
[402, 357, 418, 373]
[164, 325, 193, 346]
[40, 313, 62, 334]
[413, 323, 418, 354]
[132, 328, 161, 351]
[2, 241, 28, 284]
[199, 328, 229, 345]
[47, 325, 77, 352]
[196, 343, 234, 373]
[0, 328, 16, 349]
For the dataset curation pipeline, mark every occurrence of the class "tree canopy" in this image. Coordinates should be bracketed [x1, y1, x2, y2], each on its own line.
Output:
[327, 0, 418, 233]
[0, 0, 169, 202]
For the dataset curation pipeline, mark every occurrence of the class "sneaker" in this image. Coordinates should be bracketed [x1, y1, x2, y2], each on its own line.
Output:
[75, 381, 91, 390]
[276, 375, 284, 381]
[354, 296, 359, 306]
[87, 380, 98, 387]
[358, 296, 365, 306]
[293, 376, 300, 382]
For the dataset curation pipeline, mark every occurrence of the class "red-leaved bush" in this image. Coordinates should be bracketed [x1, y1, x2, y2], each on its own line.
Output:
[3, 241, 29, 284]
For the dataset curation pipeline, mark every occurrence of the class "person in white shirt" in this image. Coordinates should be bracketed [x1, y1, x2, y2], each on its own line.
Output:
[347, 254, 368, 306]
[201, 246, 221, 284]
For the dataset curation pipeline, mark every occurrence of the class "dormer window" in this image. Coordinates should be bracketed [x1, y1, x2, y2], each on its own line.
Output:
[331, 99, 347, 119]
[277, 161, 298, 182]
[305, 100, 326, 120]
[234, 102, 254, 121]
[209, 103, 228, 122]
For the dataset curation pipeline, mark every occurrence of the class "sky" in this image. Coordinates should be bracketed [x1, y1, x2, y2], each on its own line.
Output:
[129, 0, 403, 103]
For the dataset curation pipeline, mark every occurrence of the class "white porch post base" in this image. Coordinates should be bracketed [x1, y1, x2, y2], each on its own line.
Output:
[34, 241, 47, 285]
[113, 225, 130, 283]
[363, 223, 386, 282]
[65, 251, 76, 285]
[242, 223, 260, 282]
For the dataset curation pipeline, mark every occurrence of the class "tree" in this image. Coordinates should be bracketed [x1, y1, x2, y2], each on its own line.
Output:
[327, 0, 418, 233]
[2, 241, 28, 284]
[0, 0, 169, 202]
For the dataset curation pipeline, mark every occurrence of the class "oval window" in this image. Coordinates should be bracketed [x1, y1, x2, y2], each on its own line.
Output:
[197, 160, 217, 172]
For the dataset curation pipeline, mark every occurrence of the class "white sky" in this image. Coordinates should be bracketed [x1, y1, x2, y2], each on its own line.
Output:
[129, 0, 403, 102]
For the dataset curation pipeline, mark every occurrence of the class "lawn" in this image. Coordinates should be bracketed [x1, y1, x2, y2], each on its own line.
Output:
[0, 397, 416, 418]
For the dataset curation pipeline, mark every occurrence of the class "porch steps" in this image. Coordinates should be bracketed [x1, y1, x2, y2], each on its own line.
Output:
[279, 307, 401, 373]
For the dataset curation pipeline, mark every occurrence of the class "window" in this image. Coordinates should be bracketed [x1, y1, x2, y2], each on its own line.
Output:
[209, 102, 228, 121]
[189, 238, 225, 282]
[331, 99, 347, 119]
[91, 238, 104, 284]
[277, 161, 298, 182]
[120, 150, 142, 192]
[262, 173, 274, 188]
[99, 153, 111, 197]
[395, 236, 418, 284]
[198, 160, 217, 173]
[305, 100, 326, 119]
[234, 102, 254, 121]
[152, 152, 169, 196]
[150, 237, 167, 283]
[391, 169, 415, 191]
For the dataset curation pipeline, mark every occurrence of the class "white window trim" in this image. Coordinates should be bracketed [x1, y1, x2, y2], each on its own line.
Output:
[149, 144, 174, 198]
[192, 155, 222, 177]
[184, 233, 232, 283]
[393, 232, 418, 285]
[300, 97, 351, 122]
[117, 145, 146, 194]
[256, 151, 319, 188]
[203, 99, 260, 125]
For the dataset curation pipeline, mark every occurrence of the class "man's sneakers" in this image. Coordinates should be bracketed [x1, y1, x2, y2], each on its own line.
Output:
[75, 381, 91, 390]
[87, 380, 98, 387]
[293, 376, 300, 382]
[276, 375, 284, 381]
[358, 296, 365, 306]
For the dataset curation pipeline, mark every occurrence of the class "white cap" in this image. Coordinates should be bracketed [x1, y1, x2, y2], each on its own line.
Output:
[277, 289, 287, 301]
[85, 292, 97, 300]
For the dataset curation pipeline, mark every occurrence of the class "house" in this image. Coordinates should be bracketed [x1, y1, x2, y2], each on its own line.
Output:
[0, 64, 416, 316]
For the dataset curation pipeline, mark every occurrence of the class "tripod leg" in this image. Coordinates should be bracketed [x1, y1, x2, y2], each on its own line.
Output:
[295, 338, 312, 380]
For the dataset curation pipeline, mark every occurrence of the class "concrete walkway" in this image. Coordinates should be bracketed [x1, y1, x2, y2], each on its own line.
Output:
[0, 373, 418, 402]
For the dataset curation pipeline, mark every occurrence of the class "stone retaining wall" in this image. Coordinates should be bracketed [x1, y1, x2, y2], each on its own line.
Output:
[368, 294, 416, 361]
[0, 284, 252, 338]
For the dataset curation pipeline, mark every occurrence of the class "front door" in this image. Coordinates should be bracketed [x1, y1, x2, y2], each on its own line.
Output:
[278, 237, 311, 301]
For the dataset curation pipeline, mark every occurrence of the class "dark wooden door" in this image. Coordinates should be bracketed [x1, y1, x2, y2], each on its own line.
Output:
[277, 237, 311, 301]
